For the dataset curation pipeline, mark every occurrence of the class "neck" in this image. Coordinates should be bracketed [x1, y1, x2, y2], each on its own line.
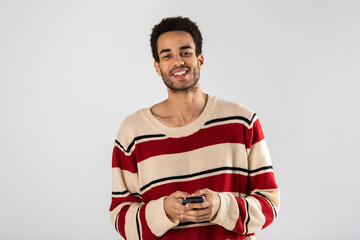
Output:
[168, 88, 207, 118]
[151, 85, 208, 127]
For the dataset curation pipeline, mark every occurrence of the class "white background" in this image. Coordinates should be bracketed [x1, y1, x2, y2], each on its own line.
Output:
[1, 0, 359, 239]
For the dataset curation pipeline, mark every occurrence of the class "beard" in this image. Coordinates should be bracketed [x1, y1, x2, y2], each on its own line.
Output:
[159, 63, 200, 93]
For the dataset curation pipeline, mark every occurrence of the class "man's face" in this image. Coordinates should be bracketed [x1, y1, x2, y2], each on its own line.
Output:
[154, 31, 204, 93]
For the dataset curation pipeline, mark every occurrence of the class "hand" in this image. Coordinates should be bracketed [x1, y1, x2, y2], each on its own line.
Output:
[181, 188, 221, 222]
[164, 191, 190, 223]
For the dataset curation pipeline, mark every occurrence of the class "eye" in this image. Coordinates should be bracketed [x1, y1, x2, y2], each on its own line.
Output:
[181, 51, 191, 56]
[162, 55, 171, 59]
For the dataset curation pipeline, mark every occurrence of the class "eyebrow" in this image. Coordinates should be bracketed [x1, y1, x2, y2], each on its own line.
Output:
[159, 45, 193, 55]
[180, 45, 192, 50]
[159, 48, 171, 55]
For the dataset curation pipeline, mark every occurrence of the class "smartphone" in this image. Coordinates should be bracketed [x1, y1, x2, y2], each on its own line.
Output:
[181, 196, 205, 205]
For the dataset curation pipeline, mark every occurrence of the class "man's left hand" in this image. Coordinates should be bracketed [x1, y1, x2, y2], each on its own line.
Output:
[181, 188, 221, 222]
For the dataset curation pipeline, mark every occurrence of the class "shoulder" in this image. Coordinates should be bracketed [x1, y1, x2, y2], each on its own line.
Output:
[120, 108, 147, 130]
[115, 108, 156, 148]
[211, 97, 257, 126]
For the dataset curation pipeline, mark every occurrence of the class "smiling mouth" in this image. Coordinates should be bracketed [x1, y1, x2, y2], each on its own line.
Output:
[171, 67, 190, 78]
[172, 70, 188, 76]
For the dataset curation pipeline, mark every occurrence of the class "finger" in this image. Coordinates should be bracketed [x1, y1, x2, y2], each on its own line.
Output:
[189, 214, 211, 222]
[173, 191, 190, 199]
[192, 188, 210, 196]
[176, 203, 188, 212]
[183, 209, 212, 222]
[191, 190, 203, 197]
[186, 208, 209, 217]
[185, 201, 209, 210]
[170, 191, 190, 202]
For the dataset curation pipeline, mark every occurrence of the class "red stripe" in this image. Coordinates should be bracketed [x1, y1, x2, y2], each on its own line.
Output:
[252, 119, 264, 145]
[134, 123, 249, 164]
[141, 173, 248, 203]
[139, 205, 158, 239]
[251, 194, 274, 229]
[112, 146, 120, 168]
[140, 172, 277, 203]
[161, 224, 247, 239]
[113, 120, 265, 174]
[113, 122, 265, 172]
[233, 197, 247, 234]
[249, 172, 278, 192]
[113, 123, 259, 172]
[117, 204, 130, 238]
[244, 119, 265, 148]
[109, 195, 142, 211]
[110, 195, 143, 238]
[112, 146, 138, 173]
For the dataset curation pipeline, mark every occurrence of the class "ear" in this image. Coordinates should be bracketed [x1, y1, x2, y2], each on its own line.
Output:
[154, 61, 162, 76]
[198, 54, 204, 69]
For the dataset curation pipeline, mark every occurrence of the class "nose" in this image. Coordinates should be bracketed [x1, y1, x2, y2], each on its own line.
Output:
[173, 54, 185, 67]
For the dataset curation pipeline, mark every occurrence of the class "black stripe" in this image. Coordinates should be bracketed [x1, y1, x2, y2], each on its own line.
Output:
[115, 212, 120, 232]
[255, 192, 278, 218]
[204, 113, 257, 126]
[249, 166, 273, 174]
[112, 190, 129, 195]
[136, 207, 141, 240]
[133, 193, 142, 198]
[140, 166, 273, 192]
[112, 191, 142, 198]
[115, 139, 127, 153]
[178, 220, 210, 226]
[115, 134, 166, 153]
[244, 199, 250, 235]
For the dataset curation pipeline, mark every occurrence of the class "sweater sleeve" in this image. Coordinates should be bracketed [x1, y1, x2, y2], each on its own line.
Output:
[109, 142, 178, 239]
[211, 118, 280, 234]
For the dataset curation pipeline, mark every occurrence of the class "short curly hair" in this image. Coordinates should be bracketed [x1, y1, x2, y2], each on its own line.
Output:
[150, 16, 203, 63]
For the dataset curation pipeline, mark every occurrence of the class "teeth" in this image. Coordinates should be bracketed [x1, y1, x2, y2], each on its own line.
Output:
[173, 71, 187, 76]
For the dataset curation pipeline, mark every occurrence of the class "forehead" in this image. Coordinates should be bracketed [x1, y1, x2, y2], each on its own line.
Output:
[157, 31, 195, 53]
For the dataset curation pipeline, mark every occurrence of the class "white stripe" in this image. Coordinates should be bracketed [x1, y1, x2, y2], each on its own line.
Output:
[124, 203, 144, 240]
[138, 143, 248, 188]
[142, 168, 248, 194]
[248, 168, 274, 177]
[115, 135, 168, 155]
[112, 168, 140, 194]
[109, 202, 131, 232]
[246, 197, 266, 233]
[248, 139, 272, 170]
[203, 115, 258, 130]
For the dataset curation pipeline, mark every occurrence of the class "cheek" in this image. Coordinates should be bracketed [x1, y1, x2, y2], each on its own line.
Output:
[159, 64, 171, 75]
[155, 64, 163, 76]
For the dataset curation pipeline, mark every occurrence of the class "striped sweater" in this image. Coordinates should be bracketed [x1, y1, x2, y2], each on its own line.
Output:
[110, 96, 280, 240]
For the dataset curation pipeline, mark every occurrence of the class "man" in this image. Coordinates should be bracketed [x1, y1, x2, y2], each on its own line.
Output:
[110, 17, 280, 240]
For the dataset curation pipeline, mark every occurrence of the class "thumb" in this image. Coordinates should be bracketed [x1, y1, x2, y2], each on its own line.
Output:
[191, 188, 209, 196]
[174, 191, 190, 198]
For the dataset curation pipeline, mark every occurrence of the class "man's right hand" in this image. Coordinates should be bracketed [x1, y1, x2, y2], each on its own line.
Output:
[163, 191, 190, 223]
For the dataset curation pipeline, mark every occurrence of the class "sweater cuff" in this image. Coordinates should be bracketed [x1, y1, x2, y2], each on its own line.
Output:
[145, 196, 178, 237]
[210, 192, 239, 231]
